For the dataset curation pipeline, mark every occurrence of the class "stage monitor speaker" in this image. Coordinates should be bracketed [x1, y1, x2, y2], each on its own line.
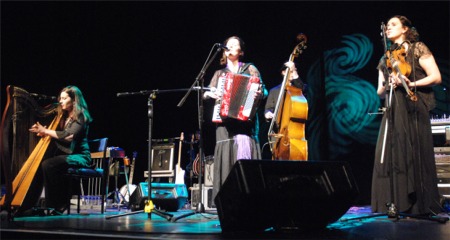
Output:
[214, 160, 359, 232]
[129, 182, 188, 212]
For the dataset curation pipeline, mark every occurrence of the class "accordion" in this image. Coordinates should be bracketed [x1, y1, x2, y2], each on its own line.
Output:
[212, 72, 261, 123]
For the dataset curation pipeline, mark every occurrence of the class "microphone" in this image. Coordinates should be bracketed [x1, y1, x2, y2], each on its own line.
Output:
[30, 93, 57, 100]
[152, 137, 181, 143]
[193, 86, 211, 91]
[217, 43, 229, 51]
[117, 92, 131, 97]
[380, 22, 385, 36]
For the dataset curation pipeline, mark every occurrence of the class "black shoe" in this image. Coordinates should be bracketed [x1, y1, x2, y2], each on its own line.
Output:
[49, 205, 68, 216]
[49, 210, 63, 216]
[14, 208, 34, 217]
[14, 208, 46, 217]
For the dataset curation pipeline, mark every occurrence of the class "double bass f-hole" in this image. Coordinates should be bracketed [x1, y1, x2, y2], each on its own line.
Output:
[268, 33, 308, 161]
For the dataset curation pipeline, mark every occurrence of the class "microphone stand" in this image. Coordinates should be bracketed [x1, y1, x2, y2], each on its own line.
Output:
[171, 44, 223, 222]
[106, 90, 173, 221]
[341, 23, 448, 224]
[106, 87, 215, 221]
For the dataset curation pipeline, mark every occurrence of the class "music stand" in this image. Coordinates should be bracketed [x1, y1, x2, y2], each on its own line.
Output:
[170, 43, 224, 222]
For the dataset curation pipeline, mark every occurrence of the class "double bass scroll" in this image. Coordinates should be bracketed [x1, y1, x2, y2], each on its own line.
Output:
[267, 34, 308, 161]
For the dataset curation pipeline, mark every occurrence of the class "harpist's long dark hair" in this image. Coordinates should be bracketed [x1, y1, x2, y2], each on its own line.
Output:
[58, 85, 93, 124]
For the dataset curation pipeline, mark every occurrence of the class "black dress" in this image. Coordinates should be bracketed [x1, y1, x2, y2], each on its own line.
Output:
[371, 42, 442, 215]
[207, 62, 267, 199]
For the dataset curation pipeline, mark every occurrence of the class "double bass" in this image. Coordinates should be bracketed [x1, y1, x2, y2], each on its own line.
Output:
[268, 34, 308, 160]
[0, 85, 60, 217]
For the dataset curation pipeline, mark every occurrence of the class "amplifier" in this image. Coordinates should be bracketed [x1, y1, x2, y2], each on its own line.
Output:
[432, 118, 450, 198]
[149, 144, 175, 178]
[190, 184, 216, 210]
[204, 162, 214, 187]
[438, 184, 450, 198]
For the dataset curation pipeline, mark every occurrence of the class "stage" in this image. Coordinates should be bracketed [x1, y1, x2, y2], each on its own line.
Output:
[1, 204, 449, 240]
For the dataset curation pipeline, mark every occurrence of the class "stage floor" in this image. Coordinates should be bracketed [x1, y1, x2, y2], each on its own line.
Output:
[1, 204, 449, 240]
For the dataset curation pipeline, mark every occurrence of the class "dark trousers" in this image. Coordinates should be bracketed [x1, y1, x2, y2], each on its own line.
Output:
[41, 155, 70, 209]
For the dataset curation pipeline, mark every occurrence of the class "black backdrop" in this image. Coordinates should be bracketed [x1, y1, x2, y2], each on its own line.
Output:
[2, 1, 449, 205]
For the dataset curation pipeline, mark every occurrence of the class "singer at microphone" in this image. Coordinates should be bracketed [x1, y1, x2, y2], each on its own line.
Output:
[204, 36, 268, 199]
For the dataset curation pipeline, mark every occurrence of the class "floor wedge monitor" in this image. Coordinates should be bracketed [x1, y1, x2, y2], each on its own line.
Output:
[130, 182, 188, 212]
[214, 160, 359, 232]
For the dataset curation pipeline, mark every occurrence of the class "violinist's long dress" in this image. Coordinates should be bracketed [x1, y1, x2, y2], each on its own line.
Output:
[371, 42, 442, 215]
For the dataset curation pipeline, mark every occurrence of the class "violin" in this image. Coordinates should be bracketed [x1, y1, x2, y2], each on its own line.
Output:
[381, 22, 417, 102]
[386, 44, 417, 102]
[386, 44, 411, 77]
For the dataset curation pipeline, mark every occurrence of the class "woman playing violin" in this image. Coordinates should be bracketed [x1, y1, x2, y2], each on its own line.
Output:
[372, 15, 443, 215]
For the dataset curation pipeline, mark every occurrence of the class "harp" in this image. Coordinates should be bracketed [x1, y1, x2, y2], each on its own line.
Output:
[0, 85, 59, 216]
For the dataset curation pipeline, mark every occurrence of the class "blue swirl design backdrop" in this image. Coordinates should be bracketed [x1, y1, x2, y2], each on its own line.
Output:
[306, 34, 449, 161]
[306, 34, 381, 161]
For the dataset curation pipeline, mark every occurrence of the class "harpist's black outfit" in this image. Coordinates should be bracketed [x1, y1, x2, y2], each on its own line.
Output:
[41, 116, 91, 213]
[371, 42, 442, 215]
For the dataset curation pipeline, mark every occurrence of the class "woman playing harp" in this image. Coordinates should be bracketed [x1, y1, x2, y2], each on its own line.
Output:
[22, 85, 93, 216]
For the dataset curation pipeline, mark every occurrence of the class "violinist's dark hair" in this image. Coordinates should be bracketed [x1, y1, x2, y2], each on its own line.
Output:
[391, 15, 420, 43]
[220, 36, 245, 65]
